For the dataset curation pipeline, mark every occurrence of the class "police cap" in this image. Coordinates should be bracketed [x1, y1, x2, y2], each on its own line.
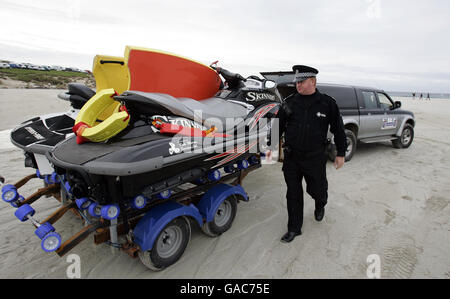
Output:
[292, 65, 319, 83]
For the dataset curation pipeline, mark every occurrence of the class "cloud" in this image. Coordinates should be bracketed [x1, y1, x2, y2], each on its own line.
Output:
[0, 0, 449, 92]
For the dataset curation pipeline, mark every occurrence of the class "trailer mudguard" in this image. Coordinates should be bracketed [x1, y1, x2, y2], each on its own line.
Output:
[133, 201, 203, 252]
[196, 184, 248, 223]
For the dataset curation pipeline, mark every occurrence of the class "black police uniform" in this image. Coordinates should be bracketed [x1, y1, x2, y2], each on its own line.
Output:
[279, 88, 347, 234]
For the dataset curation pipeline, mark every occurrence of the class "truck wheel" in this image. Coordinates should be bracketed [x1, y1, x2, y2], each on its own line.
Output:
[201, 196, 237, 237]
[138, 216, 191, 271]
[392, 124, 414, 149]
[328, 129, 357, 162]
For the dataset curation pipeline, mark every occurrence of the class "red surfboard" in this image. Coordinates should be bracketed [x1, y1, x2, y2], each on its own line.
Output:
[125, 46, 221, 100]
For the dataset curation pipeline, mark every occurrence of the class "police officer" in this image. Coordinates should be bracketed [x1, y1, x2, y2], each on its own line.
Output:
[279, 65, 347, 243]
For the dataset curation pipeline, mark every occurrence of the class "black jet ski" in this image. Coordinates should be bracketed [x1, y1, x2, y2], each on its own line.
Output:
[45, 67, 281, 216]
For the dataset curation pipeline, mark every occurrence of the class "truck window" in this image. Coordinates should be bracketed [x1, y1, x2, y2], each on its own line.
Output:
[277, 85, 297, 99]
[317, 85, 358, 109]
[377, 93, 393, 110]
[361, 91, 379, 109]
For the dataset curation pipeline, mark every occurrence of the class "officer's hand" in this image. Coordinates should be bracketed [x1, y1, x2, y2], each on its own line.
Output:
[265, 150, 272, 162]
[334, 156, 345, 170]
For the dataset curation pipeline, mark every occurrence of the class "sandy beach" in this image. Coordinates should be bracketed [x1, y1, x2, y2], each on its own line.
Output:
[0, 89, 449, 278]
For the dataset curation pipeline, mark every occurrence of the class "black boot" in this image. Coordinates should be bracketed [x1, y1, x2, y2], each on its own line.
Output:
[281, 231, 302, 243]
[314, 208, 325, 222]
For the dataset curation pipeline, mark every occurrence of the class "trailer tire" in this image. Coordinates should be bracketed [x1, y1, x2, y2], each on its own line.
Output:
[201, 196, 237, 237]
[138, 216, 191, 271]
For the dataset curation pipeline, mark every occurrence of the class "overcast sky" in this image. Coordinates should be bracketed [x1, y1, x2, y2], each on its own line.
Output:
[1, 0, 449, 92]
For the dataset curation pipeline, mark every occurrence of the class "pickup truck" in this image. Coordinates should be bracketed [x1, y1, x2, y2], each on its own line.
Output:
[261, 72, 416, 162]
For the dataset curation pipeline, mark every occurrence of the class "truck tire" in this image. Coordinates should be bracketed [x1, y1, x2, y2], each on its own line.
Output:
[201, 196, 237, 237]
[138, 216, 191, 271]
[392, 124, 414, 149]
[328, 129, 357, 162]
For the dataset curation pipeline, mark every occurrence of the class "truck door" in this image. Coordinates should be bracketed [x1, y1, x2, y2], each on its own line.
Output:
[357, 90, 385, 138]
[377, 92, 401, 136]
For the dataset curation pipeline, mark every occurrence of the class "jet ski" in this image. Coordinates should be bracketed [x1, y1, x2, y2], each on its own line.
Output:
[46, 65, 281, 211]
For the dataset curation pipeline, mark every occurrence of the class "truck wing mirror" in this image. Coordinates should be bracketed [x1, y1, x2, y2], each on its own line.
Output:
[264, 80, 277, 89]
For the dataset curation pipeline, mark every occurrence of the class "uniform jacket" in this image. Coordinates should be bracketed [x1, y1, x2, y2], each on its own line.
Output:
[278, 89, 347, 157]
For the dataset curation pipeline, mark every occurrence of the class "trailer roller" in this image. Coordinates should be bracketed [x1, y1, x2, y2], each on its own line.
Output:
[101, 204, 121, 220]
[131, 195, 148, 210]
[2, 186, 20, 203]
[75, 197, 93, 210]
[157, 190, 172, 200]
[14, 204, 62, 252]
[237, 159, 249, 170]
[88, 202, 102, 218]
[207, 169, 221, 181]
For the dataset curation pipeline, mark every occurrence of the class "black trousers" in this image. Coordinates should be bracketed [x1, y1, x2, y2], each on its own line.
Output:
[282, 150, 328, 233]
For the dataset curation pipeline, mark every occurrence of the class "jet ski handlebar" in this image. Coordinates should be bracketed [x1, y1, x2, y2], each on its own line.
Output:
[210, 65, 247, 87]
[217, 68, 246, 83]
[57, 92, 71, 101]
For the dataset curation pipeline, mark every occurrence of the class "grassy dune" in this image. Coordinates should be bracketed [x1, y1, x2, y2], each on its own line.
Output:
[0, 68, 95, 88]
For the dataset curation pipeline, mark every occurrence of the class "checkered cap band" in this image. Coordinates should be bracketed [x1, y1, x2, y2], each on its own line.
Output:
[293, 72, 317, 82]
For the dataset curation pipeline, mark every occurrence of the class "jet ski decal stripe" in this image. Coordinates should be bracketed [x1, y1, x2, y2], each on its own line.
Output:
[214, 141, 258, 167]
[228, 142, 248, 154]
[205, 143, 245, 163]
[249, 104, 277, 130]
[217, 142, 256, 166]
[204, 142, 248, 161]
[204, 152, 230, 161]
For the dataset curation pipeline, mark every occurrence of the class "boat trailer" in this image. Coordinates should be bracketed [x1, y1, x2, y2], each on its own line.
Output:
[1, 155, 261, 269]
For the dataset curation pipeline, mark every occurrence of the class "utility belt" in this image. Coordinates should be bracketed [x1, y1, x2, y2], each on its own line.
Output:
[283, 144, 328, 160]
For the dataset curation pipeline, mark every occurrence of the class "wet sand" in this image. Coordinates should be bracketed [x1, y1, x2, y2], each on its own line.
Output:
[0, 89, 449, 278]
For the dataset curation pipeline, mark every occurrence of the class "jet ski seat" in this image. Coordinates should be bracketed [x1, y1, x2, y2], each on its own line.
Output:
[68, 83, 96, 100]
[58, 83, 96, 110]
[119, 91, 249, 132]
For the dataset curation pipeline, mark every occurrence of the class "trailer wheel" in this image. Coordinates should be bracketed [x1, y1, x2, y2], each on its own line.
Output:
[138, 216, 191, 271]
[201, 196, 237, 237]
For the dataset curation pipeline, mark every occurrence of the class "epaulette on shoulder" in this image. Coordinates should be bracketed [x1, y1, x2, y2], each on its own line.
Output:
[283, 93, 296, 103]
[282, 93, 296, 116]
[321, 93, 337, 104]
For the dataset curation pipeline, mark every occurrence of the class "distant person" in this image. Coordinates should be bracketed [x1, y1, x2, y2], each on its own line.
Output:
[420, 93, 423, 100]
[427, 93, 431, 101]
[412, 92, 416, 100]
